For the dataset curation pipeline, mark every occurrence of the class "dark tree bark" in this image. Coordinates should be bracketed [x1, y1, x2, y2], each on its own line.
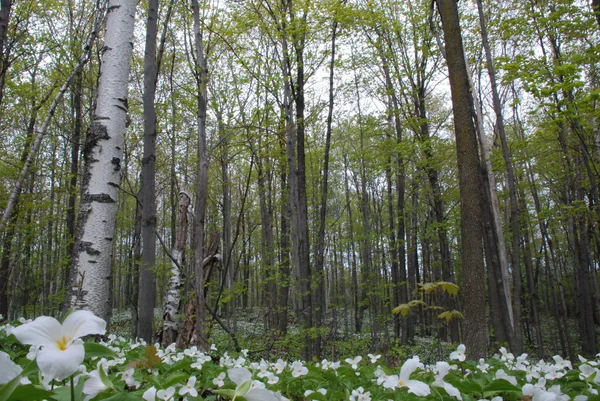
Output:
[65, 69, 83, 292]
[436, 0, 487, 358]
[279, 0, 313, 355]
[0, 0, 12, 108]
[343, 154, 361, 333]
[191, 0, 210, 350]
[137, 0, 159, 343]
[278, 146, 291, 334]
[313, 7, 339, 357]
[476, 0, 522, 354]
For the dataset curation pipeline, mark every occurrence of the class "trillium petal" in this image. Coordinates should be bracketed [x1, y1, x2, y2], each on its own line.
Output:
[0, 351, 22, 385]
[62, 310, 106, 340]
[11, 316, 62, 347]
[245, 388, 279, 401]
[142, 386, 157, 401]
[228, 367, 252, 386]
[37, 339, 85, 381]
[436, 361, 450, 379]
[399, 356, 420, 380]
[443, 382, 462, 400]
[83, 370, 108, 398]
[406, 379, 431, 396]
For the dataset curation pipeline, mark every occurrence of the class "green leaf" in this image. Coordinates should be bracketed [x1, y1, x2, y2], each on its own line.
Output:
[162, 372, 189, 389]
[235, 380, 252, 397]
[391, 303, 411, 316]
[392, 300, 428, 316]
[0, 374, 22, 401]
[483, 379, 521, 395]
[98, 393, 142, 401]
[99, 365, 115, 389]
[438, 310, 464, 323]
[450, 378, 483, 395]
[22, 360, 40, 377]
[84, 343, 118, 359]
[214, 389, 236, 398]
[6, 385, 53, 401]
[438, 281, 460, 296]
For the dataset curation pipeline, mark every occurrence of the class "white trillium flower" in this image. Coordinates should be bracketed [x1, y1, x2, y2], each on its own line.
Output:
[273, 359, 287, 373]
[345, 356, 363, 369]
[450, 344, 466, 362]
[179, 376, 198, 397]
[213, 371, 226, 387]
[290, 360, 309, 377]
[227, 367, 279, 401]
[350, 386, 371, 401]
[10, 310, 106, 381]
[266, 371, 279, 384]
[432, 361, 462, 400]
[82, 369, 109, 401]
[156, 387, 176, 400]
[496, 369, 518, 386]
[382, 356, 430, 396]
[477, 358, 489, 373]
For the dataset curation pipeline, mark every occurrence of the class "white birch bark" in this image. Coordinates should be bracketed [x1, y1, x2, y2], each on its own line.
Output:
[69, 0, 136, 319]
[160, 191, 191, 346]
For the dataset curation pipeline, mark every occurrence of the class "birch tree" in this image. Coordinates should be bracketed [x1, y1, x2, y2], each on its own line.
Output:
[68, 0, 136, 320]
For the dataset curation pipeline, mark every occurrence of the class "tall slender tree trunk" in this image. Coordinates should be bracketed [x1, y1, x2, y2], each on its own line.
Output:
[137, 0, 159, 342]
[0, 0, 12, 108]
[343, 154, 361, 333]
[65, 69, 83, 292]
[159, 191, 190, 347]
[278, 148, 291, 334]
[191, 0, 210, 349]
[68, 0, 136, 319]
[476, 0, 522, 354]
[313, 8, 338, 357]
[436, 0, 487, 358]
[520, 196, 545, 358]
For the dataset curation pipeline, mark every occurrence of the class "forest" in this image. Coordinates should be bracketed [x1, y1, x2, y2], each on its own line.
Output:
[1, 0, 600, 399]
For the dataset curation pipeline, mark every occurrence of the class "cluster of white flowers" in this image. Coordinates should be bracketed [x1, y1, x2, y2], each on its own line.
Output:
[2, 313, 600, 401]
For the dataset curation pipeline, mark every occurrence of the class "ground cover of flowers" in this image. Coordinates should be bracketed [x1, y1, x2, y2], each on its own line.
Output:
[0, 311, 599, 401]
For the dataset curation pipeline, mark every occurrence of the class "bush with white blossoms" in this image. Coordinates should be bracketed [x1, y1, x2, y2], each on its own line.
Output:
[1, 312, 600, 401]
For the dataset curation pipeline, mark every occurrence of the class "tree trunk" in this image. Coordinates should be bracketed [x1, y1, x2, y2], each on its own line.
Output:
[436, 0, 487, 359]
[159, 191, 190, 347]
[68, 0, 136, 320]
[0, 0, 12, 108]
[520, 195, 545, 358]
[343, 154, 361, 333]
[65, 69, 83, 292]
[278, 153, 291, 334]
[280, 7, 313, 354]
[476, 0, 522, 354]
[191, 0, 210, 350]
[137, 0, 159, 343]
[313, 9, 338, 357]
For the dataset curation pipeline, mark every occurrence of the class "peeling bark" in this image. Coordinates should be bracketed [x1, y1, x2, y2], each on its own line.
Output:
[68, 0, 136, 320]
